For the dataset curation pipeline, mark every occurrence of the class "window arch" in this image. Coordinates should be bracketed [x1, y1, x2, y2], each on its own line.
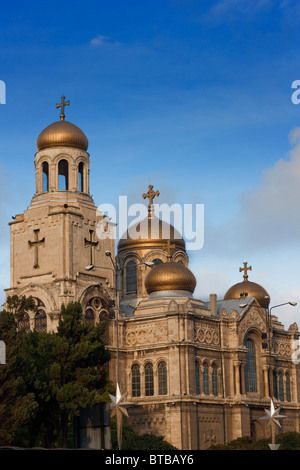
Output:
[84, 307, 95, 324]
[145, 363, 154, 396]
[34, 309, 47, 332]
[58, 159, 69, 190]
[131, 364, 141, 397]
[78, 162, 84, 192]
[203, 363, 209, 395]
[152, 258, 163, 266]
[244, 339, 257, 392]
[42, 161, 49, 192]
[158, 361, 167, 395]
[195, 361, 200, 395]
[126, 260, 137, 294]
[212, 364, 218, 396]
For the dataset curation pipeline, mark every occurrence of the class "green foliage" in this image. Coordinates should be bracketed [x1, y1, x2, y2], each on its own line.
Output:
[208, 432, 300, 450]
[0, 309, 38, 445]
[110, 418, 178, 450]
[277, 432, 300, 450]
[0, 299, 111, 448]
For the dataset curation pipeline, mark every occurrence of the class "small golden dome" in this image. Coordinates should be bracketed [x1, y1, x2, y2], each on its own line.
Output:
[36, 120, 88, 151]
[118, 215, 186, 252]
[224, 262, 270, 308]
[145, 261, 196, 294]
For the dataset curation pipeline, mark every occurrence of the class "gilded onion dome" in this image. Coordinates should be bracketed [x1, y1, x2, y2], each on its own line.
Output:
[118, 214, 186, 252]
[36, 96, 88, 151]
[36, 120, 88, 151]
[118, 185, 186, 253]
[145, 261, 196, 294]
[224, 262, 270, 308]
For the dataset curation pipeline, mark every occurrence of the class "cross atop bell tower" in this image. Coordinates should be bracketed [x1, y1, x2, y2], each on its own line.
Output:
[56, 96, 70, 121]
[142, 185, 160, 215]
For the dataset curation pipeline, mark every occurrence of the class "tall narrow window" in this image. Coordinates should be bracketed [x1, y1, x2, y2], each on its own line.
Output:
[42, 161, 49, 192]
[212, 364, 218, 396]
[19, 312, 30, 332]
[58, 159, 69, 190]
[195, 361, 200, 395]
[78, 162, 84, 192]
[286, 374, 291, 402]
[34, 309, 47, 332]
[273, 371, 278, 399]
[278, 373, 284, 401]
[131, 364, 141, 397]
[145, 363, 154, 396]
[244, 339, 257, 392]
[84, 308, 95, 324]
[158, 361, 167, 395]
[126, 260, 137, 294]
[203, 363, 209, 395]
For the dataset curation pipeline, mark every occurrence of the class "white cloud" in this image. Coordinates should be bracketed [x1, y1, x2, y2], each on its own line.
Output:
[90, 34, 120, 48]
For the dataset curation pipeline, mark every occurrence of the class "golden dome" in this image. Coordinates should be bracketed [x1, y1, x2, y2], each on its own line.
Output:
[224, 262, 270, 308]
[36, 120, 88, 151]
[118, 215, 186, 252]
[145, 261, 196, 294]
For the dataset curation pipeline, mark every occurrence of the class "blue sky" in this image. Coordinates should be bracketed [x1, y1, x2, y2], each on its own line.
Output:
[1, 0, 300, 327]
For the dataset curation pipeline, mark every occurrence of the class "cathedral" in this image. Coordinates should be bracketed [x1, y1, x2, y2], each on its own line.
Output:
[5, 98, 300, 450]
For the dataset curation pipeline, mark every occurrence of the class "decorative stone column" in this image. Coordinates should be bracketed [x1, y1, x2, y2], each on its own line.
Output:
[234, 361, 241, 396]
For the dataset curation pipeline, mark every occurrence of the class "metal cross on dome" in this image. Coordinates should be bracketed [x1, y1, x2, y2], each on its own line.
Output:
[239, 261, 252, 281]
[142, 184, 160, 215]
[56, 96, 70, 121]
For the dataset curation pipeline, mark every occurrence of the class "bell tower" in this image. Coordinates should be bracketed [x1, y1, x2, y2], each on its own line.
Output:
[6, 97, 115, 331]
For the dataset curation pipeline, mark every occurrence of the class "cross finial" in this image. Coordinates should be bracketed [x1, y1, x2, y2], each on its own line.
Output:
[239, 262, 252, 281]
[142, 185, 160, 215]
[163, 239, 175, 261]
[56, 96, 70, 121]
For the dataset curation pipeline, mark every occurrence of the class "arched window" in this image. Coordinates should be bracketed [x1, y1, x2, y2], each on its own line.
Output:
[244, 339, 257, 392]
[84, 307, 95, 324]
[78, 162, 84, 192]
[153, 258, 163, 266]
[203, 363, 209, 395]
[158, 361, 167, 395]
[131, 364, 141, 397]
[126, 260, 137, 294]
[19, 312, 30, 332]
[34, 309, 47, 332]
[145, 363, 154, 396]
[278, 373, 284, 401]
[212, 364, 218, 396]
[286, 374, 291, 402]
[58, 159, 69, 190]
[273, 371, 278, 399]
[195, 361, 200, 395]
[42, 161, 49, 192]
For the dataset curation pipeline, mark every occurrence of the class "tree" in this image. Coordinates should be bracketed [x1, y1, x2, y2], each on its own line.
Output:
[0, 309, 37, 445]
[110, 419, 178, 450]
[1, 298, 111, 448]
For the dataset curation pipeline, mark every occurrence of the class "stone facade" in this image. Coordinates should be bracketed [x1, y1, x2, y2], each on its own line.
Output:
[6, 111, 300, 450]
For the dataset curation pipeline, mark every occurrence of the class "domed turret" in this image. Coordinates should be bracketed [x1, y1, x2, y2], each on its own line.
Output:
[37, 120, 88, 151]
[36, 96, 88, 151]
[224, 262, 270, 308]
[145, 261, 196, 295]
